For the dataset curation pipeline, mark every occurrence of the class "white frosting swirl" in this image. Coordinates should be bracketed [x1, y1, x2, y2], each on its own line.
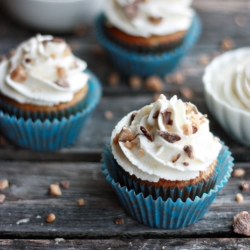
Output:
[0, 34, 88, 106]
[105, 0, 194, 38]
[111, 95, 221, 182]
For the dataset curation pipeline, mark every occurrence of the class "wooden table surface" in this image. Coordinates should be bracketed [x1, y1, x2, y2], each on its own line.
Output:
[1, 0, 250, 249]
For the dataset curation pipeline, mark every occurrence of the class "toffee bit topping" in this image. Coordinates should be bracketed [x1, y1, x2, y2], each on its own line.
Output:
[25, 58, 32, 63]
[183, 162, 189, 166]
[140, 126, 153, 142]
[172, 154, 181, 163]
[200, 114, 208, 120]
[138, 148, 145, 156]
[55, 79, 69, 88]
[118, 126, 136, 142]
[153, 110, 160, 119]
[183, 145, 195, 159]
[10, 65, 27, 83]
[113, 134, 119, 144]
[161, 109, 173, 125]
[56, 67, 67, 79]
[124, 141, 133, 149]
[131, 112, 137, 123]
[182, 123, 192, 136]
[192, 125, 198, 134]
[233, 211, 250, 236]
[158, 131, 181, 143]
[123, 2, 139, 19]
[148, 16, 163, 24]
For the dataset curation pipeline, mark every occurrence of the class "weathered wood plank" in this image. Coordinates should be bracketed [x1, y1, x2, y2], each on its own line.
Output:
[1, 238, 250, 250]
[0, 95, 249, 162]
[0, 161, 248, 239]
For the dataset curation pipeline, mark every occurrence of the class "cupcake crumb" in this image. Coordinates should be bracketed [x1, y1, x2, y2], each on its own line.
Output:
[180, 87, 194, 99]
[104, 111, 113, 120]
[124, 141, 133, 149]
[235, 193, 244, 202]
[235, 15, 246, 27]
[77, 199, 85, 206]
[138, 149, 145, 156]
[108, 72, 119, 86]
[0, 180, 9, 191]
[233, 168, 245, 177]
[221, 38, 234, 51]
[49, 184, 62, 196]
[233, 211, 250, 236]
[46, 213, 56, 223]
[60, 180, 70, 189]
[129, 76, 143, 90]
[0, 194, 6, 204]
[240, 182, 249, 191]
[114, 218, 124, 225]
[198, 54, 210, 66]
[145, 76, 163, 92]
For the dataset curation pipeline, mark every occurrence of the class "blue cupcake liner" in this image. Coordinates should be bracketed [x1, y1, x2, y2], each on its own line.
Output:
[101, 142, 234, 229]
[95, 13, 202, 77]
[0, 70, 102, 151]
[115, 162, 218, 202]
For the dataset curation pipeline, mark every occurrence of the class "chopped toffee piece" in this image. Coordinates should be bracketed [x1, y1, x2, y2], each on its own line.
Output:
[233, 168, 245, 177]
[172, 154, 181, 163]
[182, 123, 192, 136]
[77, 199, 85, 206]
[183, 162, 189, 166]
[124, 141, 133, 149]
[46, 213, 56, 223]
[10, 65, 27, 83]
[49, 184, 62, 196]
[118, 126, 136, 142]
[55, 79, 69, 88]
[113, 134, 119, 144]
[240, 182, 249, 191]
[138, 148, 145, 156]
[192, 125, 198, 134]
[148, 16, 163, 24]
[145, 75, 163, 92]
[233, 211, 250, 236]
[158, 131, 181, 143]
[0, 194, 5, 204]
[183, 145, 195, 159]
[161, 109, 173, 125]
[153, 110, 160, 119]
[104, 111, 113, 120]
[129, 76, 142, 89]
[140, 126, 153, 142]
[235, 193, 244, 202]
[56, 67, 67, 79]
[0, 180, 9, 191]
[60, 180, 70, 189]
[131, 112, 137, 123]
[25, 58, 32, 63]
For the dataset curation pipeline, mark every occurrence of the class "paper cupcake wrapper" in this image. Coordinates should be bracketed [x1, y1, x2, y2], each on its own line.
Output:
[95, 13, 202, 77]
[115, 163, 218, 202]
[0, 70, 102, 151]
[101, 142, 234, 229]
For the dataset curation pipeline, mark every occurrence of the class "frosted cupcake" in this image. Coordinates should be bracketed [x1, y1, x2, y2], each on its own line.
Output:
[96, 0, 201, 77]
[102, 95, 233, 228]
[0, 34, 101, 151]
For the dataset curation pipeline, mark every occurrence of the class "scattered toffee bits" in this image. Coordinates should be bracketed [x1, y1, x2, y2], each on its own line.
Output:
[240, 182, 249, 191]
[104, 111, 113, 120]
[182, 123, 192, 136]
[161, 109, 173, 125]
[113, 134, 119, 144]
[183, 162, 189, 166]
[192, 125, 198, 134]
[153, 110, 160, 119]
[236, 193, 244, 203]
[232, 168, 245, 177]
[49, 184, 62, 196]
[118, 126, 136, 142]
[77, 199, 85, 206]
[145, 76, 163, 92]
[172, 154, 181, 163]
[55, 79, 69, 88]
[129, 76, 143, 90]
[0, 194, 5, 204]
[0, 180, 9, 191]
[124, 141, 133, 149]
[138, 149, 145, 156]
[233, 211, 250, 236]
[46, 213, 56, 223]
[60, 180, 70, 189]
[158, 131, 181, 143]
[25, 58, 32, 63]
[10, 65, 27, 83]
[180, 87, 194, 99]
[114, 218, 124, 225]
[183, 145, 195, 159]
[56, 67, 67, 79]
[221, 38, 234, 51]
[148, 16, 163, 24]
[140, 126, 153, 142]
[108, 72, 119, 86]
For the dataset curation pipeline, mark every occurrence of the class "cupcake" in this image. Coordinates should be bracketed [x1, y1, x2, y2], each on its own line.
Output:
[0, 34, 102, 151]
[203, 47, 250, 147]
[102, 95, 233, 228]
[96, 0, 201, 77]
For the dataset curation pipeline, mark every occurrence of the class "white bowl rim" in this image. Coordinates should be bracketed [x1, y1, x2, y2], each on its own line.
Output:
[203, 47, 250, 118]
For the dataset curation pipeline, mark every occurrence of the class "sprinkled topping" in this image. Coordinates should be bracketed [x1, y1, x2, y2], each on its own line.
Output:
[138, 148, 145, 156]
[56, 67, 67, 79]
[172, 154, 181, 163]
[131, 112, 137, 123]
[54, 79, 69, 88]
[192, 125, 198, 134]
[148, 16, 163, 24]
[10, 65, 27, 83]
[153, 110, 160, 119]
[124, 141, 133, 149]
[183, 145, 195, 159]
[183, 162, 189, 166]
[140, 126, 153, 142]
[161, 109, 173, 125]
[158, 131, 181, 143]
[182, 123, 193, 136]
[118, 126, 136, 142]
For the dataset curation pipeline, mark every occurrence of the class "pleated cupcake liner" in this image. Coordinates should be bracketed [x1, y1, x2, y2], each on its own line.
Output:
[0, 70, 102, 151]
[95, 13, 202, 77]
[101, 141, 234, 229]
[115, 163, 218, 202]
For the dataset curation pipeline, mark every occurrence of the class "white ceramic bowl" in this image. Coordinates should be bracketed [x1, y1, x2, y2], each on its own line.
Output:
[203, 47, 250, 147]
[2, 0, 105, 33]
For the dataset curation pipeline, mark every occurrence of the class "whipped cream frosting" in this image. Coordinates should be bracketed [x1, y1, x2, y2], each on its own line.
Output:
[0, 34, 88, 106]
[220, 57, 250, 111]
[105, 0, 194, 38]
[111, 95, 221, 182]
